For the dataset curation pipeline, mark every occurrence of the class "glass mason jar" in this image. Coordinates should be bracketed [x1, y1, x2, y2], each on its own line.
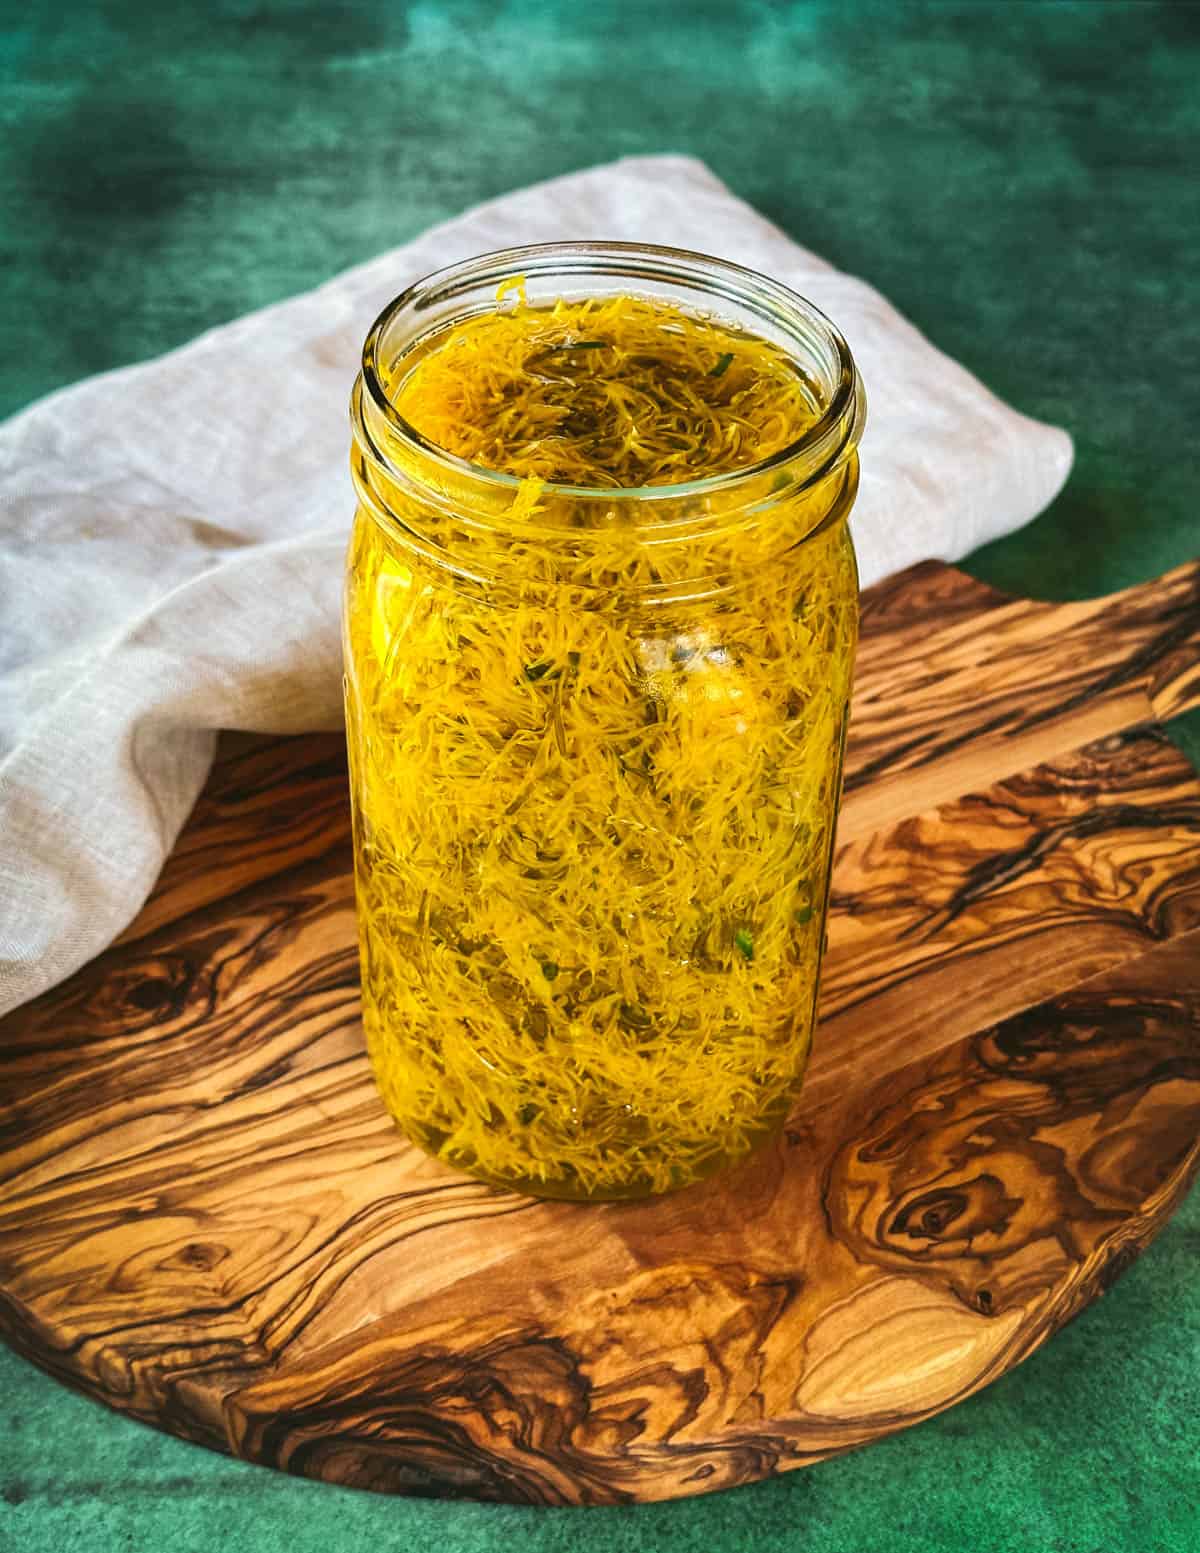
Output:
[345, 242, 865, 1200]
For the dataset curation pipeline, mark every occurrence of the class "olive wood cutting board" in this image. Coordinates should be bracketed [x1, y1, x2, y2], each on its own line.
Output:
[2, 559, 1199, 1506]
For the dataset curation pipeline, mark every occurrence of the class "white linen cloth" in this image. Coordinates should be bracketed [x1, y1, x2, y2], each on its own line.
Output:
[0, 155, 1073, 1018]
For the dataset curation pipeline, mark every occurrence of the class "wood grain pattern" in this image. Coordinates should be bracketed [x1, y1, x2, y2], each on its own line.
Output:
[1, 560, 1199, 1505]
[841, 558, 1200, 838]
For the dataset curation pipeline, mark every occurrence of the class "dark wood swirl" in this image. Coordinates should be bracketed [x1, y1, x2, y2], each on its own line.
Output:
[841, 558, 1200, 838]
[1, 560, 1199, 1504]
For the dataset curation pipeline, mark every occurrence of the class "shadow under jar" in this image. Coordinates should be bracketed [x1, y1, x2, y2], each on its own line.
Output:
[345, 242, 866, 1200]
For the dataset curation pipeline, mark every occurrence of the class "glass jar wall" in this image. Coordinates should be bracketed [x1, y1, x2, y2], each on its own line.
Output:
[344, 242, 865, 1199]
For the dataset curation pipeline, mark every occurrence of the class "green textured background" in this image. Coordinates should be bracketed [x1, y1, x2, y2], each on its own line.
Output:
[1, 2, 1198, 1549]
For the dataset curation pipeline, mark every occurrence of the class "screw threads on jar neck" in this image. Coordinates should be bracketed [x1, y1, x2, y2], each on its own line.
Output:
[350, 241, 865, 601]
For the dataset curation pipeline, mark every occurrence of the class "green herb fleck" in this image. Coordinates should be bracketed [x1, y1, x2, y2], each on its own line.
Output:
[541, 961, 559, 981]
[794, 904, 814, 926]
[517, 1103, 540, 1125]
[709, 352, 734, 378]
[524, 660, 554, 682]
[734, 927, 754, 961]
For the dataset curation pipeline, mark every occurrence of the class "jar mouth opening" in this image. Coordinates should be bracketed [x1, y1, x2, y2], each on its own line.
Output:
[358, 240, 862, 506]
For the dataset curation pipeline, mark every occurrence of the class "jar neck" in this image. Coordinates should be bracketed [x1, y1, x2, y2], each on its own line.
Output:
[350, 241, 865, 604]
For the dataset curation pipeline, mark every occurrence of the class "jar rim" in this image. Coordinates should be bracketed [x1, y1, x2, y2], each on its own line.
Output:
[357, 240, 863, 504]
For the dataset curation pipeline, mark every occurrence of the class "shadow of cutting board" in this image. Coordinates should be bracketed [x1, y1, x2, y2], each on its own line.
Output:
[1, 559, 1199, 1506]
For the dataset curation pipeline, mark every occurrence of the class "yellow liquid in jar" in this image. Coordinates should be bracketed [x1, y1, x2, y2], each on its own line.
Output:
[345, 290, 858, 1198]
